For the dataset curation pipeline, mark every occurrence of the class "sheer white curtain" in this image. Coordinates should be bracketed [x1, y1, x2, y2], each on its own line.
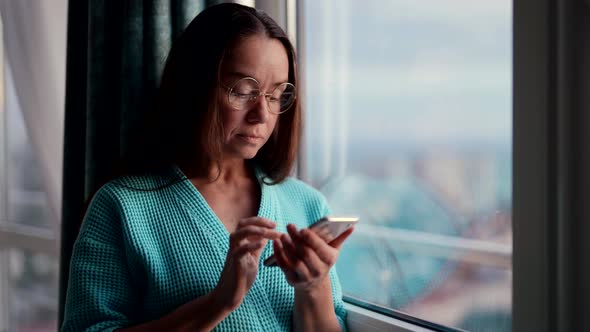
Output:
[0, 0, 67, 236]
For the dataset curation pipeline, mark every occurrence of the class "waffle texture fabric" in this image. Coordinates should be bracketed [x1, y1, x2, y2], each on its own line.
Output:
[61, 165, 347, 331]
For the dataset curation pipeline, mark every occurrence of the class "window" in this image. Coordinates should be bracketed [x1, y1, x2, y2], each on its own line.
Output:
[0, 2, 67, 330]
[1, 42, 60, 332]
[300, 1, 512, 331]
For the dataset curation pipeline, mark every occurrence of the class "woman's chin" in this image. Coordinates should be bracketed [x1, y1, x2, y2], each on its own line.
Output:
[226, 146, 260, 160]
[241, 152, 258, 160]
[226, 139, 266, 160]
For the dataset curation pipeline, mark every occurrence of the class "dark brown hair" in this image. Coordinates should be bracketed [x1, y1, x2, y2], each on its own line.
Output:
[121, 3, 300, 184]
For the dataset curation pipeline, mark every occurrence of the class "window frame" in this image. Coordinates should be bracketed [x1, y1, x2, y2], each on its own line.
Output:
[345, 296, 464, 332]
[512, 0, 583, 330]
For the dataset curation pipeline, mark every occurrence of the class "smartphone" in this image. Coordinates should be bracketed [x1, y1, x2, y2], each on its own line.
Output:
[263, 216, 359, 267]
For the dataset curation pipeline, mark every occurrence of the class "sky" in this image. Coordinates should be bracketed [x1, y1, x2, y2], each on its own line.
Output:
[303, 0, 513, 147]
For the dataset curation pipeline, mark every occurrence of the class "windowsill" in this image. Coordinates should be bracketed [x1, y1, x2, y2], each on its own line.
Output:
[345, 303, 437, 332]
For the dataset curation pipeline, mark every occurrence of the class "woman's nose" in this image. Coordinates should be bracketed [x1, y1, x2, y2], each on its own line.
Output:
[247, 94, 271, 123]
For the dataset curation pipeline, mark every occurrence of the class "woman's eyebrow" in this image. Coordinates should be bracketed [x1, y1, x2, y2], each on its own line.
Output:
[227, 71, 288, 86]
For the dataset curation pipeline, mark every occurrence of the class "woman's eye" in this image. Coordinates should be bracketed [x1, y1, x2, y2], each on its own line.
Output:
[232, 92, 251, 99]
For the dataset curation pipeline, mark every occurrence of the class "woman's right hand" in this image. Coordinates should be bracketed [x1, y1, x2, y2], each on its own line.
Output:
[213, 217, 281, 310]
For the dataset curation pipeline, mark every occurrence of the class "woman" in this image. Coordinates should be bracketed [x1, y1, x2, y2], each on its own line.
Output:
[61, 3, 353, 331]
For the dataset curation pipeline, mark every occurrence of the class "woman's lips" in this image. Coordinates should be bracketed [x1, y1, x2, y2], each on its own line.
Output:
[237, 134, 263, 143]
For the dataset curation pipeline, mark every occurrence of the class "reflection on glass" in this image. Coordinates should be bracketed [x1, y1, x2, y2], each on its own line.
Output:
[303, 0, 512, 331]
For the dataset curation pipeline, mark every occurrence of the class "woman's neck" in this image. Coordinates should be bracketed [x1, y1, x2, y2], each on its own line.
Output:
[212, 161, 250, 184]
[180, 158, 255, 186]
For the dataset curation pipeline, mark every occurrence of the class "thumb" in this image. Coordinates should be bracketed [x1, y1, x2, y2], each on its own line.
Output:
[328, 227, 355, 249]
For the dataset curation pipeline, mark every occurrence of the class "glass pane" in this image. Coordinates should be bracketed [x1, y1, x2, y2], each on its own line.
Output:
[8, 249, 59, 331]
[302, 0, 512, 331]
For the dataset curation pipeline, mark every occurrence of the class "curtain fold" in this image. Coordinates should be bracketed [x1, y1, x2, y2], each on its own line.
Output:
[59, 0, 205, 327]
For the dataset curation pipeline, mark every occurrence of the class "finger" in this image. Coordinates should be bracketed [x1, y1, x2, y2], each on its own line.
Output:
[287, 227, 323, 273]
[273, 240, 298, 280]
[280, 234, 300, 263]
[272, 239, 291, 268]
[297, 244, 324, 278]
[272, 241, 288, 270]
[232, 240, 265, 257]
[286, 224, 309, 255]
[286, 224, 306, 253]
[281, 234, 312, 281]
[286, 223, 301, 240]
[299, 228, 337, 265]
[238, 217, 277, 229]
[231, 226, 282, 244]
[328, 226, 355, 249]
[253, 238, 269, 256]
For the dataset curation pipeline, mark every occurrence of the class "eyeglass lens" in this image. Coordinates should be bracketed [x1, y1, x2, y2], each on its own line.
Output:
[229, 78, 295, 113]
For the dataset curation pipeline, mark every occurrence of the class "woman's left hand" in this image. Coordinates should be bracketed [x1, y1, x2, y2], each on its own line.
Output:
[272, 223, 354, 290]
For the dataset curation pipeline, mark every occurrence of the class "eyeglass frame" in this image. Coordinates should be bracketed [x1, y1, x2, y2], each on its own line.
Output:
[219, 76, 296, 114]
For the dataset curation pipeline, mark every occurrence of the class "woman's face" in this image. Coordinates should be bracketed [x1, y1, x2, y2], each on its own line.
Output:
[218, 35, 289, 161]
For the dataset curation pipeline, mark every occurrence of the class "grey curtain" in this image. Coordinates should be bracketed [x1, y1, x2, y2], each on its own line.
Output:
[59, 0, 206, 327]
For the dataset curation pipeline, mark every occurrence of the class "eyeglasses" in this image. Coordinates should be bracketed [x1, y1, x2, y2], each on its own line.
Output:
[220, 77, 296, 114]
